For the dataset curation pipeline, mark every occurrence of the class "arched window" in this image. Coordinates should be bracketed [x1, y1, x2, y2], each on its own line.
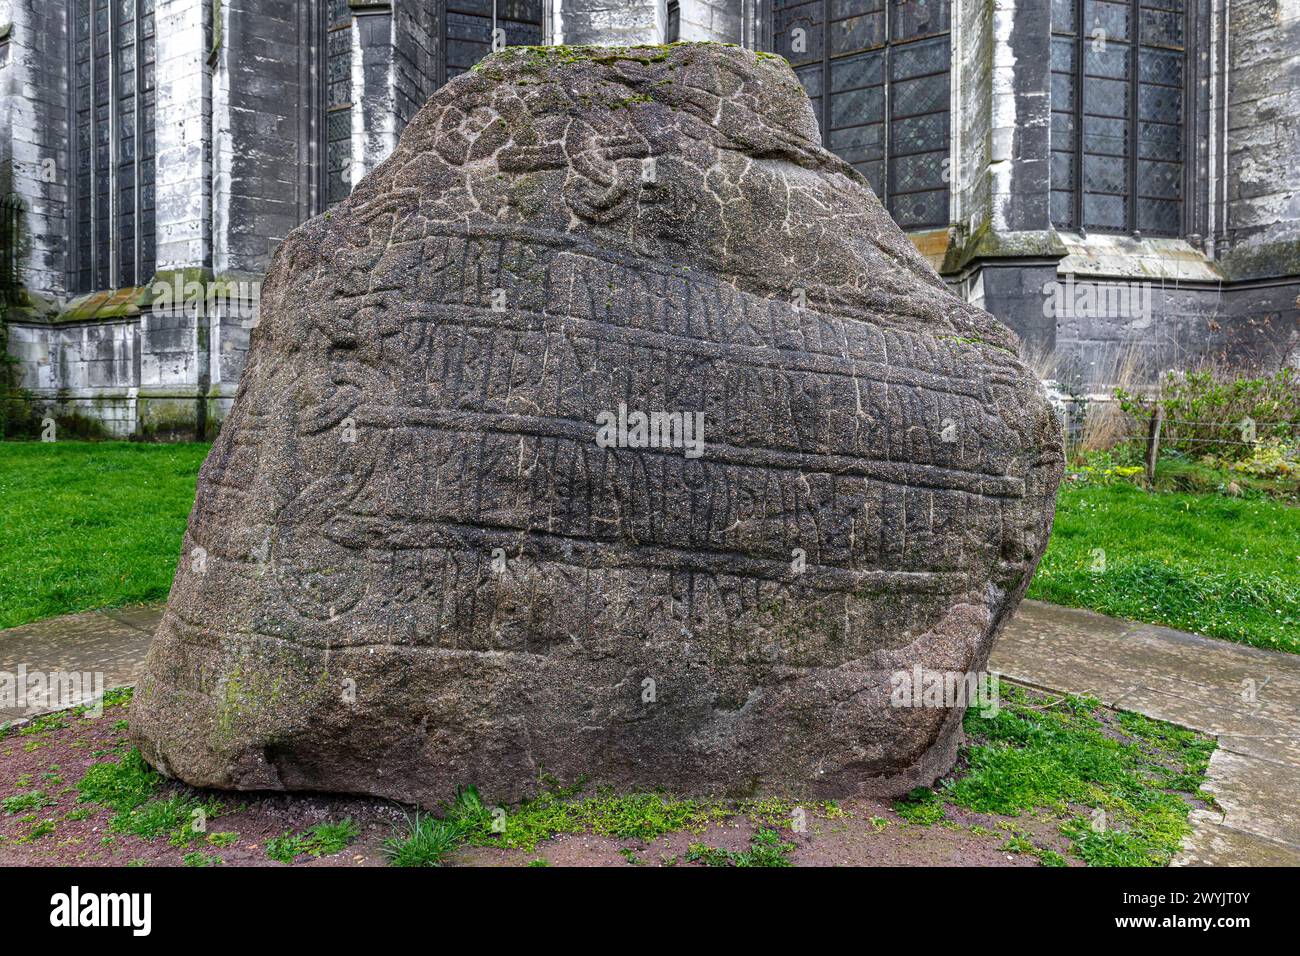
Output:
[1049, 0, 1186, 236]
[71, 0, 156, 292]
[773, 0, 952, 231]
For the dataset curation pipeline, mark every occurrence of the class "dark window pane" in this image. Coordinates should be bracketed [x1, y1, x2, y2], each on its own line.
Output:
[833, 0, 886, 15]
[776, 0, 824, 65]
[1138, 159, 1181, 199]
[1051, 36, 1077, 73]
[1084, 192, 1128, 229]
[1083, 153, 1127, 194]
[1137, 198, 1180, 234]
[1140, 8, 1184, 48]
[796, 65, 824, 100]
[831, 85, 885, 127]
[890, 35, 947, 80]
[831, 122, 886, 162]
[1084, 40, 1130, 79]
[831, 11, 886, 53]
[830, 50, 884, 92]
[1085, 0, 1131, 41]
[1139, 47, 1182, 86]
[1084, 77, 1131, 119]
[1052, 111, 1077, 153]
[1052, 73, 1076, 111]
[890, 188, 947, 228]
[1052, 0, 1079, 34]
[891, 111, 948, 154]
[891, 0, 950, 41]
[1137, 120, 1180, 160]
[1051, 150, 1076, 190]
[890, 150, 947, 193]
[1138, 82, 1181, 122]
[891, 72, 948, 117]
[1052, 189, 1076, 227]
[1083, 115, 1129, 156]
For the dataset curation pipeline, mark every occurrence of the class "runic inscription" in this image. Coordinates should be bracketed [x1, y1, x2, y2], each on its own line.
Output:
[132, 44, 1063, 805]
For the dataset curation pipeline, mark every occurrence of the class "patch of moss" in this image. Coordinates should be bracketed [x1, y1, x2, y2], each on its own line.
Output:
[941, 223, 1067, 275]
[1220, 237, 1300, 282]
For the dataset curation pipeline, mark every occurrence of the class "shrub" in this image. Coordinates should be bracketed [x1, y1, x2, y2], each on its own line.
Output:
[1118, 367, 1299, 462]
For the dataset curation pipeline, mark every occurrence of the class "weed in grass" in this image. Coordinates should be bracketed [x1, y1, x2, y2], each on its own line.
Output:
[23, 819, 56, 842]
[264, 833, 302, 865]
[103, 688, 134, 710]
[75, 748, 160, 816]
[381, 811, 472, 867]
[182, 851, 222, 867]
[266, 818, 360, 863]
[1003, 834, 1036, 854]
[455, 785, 731, 852]
[901, 680, 1218, 866]
[2, 790, 55, 815]
[892, 788, 946, 825]
[685, 829, 795, 867]
[164, 799, 229, 847]
[75, 747, 232, 846]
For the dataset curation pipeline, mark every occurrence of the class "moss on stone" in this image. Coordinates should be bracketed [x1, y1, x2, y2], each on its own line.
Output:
[56, 286, 151, 324]
[941, 223, 1067, 275]
[1220, 237, 1300, 282]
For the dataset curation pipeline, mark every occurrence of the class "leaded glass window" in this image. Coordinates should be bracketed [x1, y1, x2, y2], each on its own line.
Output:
[1050, 0, 1186, 236]
[445, 1, 543, 81]
[773, 0, 952, 231]
[71, 0, 155, 293]
[325, 0, 354, 207]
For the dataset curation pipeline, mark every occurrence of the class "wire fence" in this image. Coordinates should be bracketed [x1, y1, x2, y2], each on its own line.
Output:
[1063, 404, 1300, 482]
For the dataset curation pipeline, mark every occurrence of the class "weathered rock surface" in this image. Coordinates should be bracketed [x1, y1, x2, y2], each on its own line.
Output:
[131, 43, 1063, 805]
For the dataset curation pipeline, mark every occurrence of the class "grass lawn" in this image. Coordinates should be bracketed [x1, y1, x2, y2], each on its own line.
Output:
[0, 441, 210, 630]
[1, 440, 1296, 657]
[1028, 476, 1300, 654]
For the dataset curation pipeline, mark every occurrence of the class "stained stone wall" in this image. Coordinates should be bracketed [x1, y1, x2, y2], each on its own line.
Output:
[0, 0, 70, 306]
[2, 0, 1298, 439]
[557, 0, 664, 45]
[1220, 0, 1300, 282]
[945, 0, 1300, 390]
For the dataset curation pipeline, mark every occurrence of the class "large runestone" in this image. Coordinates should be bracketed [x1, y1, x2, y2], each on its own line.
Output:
[131, 43, 1064, 804]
